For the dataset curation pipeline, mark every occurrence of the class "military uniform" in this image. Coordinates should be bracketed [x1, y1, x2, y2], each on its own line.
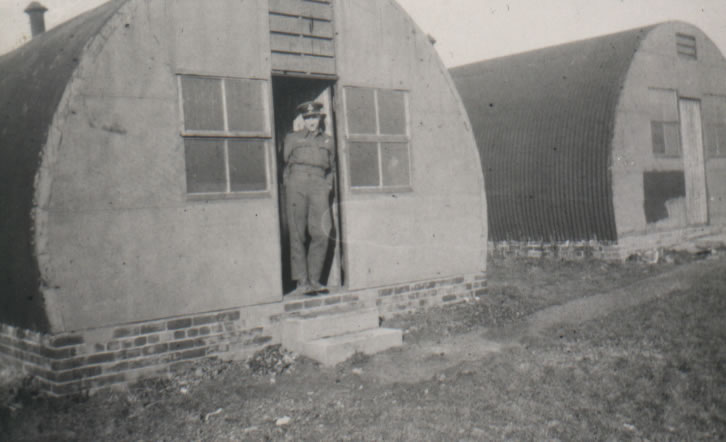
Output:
[284, 102, 335, 292]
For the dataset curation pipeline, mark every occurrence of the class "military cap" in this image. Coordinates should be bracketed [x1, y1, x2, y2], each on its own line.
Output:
[296, 101, 325, 118]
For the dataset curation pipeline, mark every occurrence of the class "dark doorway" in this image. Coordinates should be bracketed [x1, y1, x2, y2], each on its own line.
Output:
[272, 76, 344, 294]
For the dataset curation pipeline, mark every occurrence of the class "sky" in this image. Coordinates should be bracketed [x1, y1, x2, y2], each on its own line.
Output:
[1, 0, 725, 67]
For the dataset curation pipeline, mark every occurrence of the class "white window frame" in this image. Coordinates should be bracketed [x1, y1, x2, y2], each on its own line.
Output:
[343, 86, 412, 192]
[177, 74, 273, 198]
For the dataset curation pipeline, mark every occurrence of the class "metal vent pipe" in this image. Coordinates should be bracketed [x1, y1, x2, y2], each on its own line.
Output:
[25, 2, 48, 37]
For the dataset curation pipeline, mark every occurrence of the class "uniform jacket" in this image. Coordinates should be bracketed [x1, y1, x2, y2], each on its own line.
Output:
[283, 130, 335, 173]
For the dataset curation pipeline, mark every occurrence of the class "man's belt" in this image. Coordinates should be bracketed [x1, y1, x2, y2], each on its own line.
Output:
[289, 163, 326, 177]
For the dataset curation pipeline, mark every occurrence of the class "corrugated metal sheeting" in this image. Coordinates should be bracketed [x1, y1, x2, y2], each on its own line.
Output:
[451, 27, 655, 242]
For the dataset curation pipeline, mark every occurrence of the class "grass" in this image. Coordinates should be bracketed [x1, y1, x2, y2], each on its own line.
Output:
[1, 254, 725, 441]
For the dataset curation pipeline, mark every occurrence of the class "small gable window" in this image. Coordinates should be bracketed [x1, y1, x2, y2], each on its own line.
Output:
[343, 86, 411, 191]
[178, 75, 271, 197]
[676, 33, 697, 60]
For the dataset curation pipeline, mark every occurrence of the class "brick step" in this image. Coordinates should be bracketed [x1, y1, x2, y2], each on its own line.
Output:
[281, 307, 379, 353]
[301, 328, 403, 366]
[292, 300, 374, 319]
[282, 292, 375, 318]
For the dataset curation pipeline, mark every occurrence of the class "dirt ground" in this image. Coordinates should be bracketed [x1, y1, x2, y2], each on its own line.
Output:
[1, 249, 725, 441]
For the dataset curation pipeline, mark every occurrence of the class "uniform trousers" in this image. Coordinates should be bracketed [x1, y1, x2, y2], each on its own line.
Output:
[285, 170, 331, 283]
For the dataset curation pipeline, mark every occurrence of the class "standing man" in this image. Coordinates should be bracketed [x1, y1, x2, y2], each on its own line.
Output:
[283, 101, 335, 295]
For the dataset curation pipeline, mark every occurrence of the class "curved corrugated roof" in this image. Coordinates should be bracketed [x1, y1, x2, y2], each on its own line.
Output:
[0, 0, 127, 331]
[451, 25, 656, 242]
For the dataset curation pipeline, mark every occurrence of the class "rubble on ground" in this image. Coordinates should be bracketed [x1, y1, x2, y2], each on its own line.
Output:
[247, 344, 298, 376]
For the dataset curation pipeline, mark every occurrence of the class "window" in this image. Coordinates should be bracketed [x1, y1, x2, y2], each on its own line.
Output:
[676, 33, 697, 60]
[178, 75, 270, 196]
[344, 87, 410, 190]
[651, 121, 681, 156]
[705, 124, 726, 157]
[649, 88, 681, 157]
[703, 95, 726, 157]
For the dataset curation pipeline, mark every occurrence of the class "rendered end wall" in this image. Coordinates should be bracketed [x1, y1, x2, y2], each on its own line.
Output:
[335, 0, 487, 290]
[36, 0, 280, 332]
[34, 0, 487, 332]
[612, 22, 726, 239]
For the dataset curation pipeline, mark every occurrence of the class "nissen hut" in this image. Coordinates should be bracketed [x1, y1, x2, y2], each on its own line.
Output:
[451, 22, 726, 259]
[0, 0, 487, 395]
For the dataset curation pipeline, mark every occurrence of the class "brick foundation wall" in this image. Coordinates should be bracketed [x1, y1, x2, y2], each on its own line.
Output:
[489, 225, 726, 261]
[375, 274, 487, 317]
[278, 273, 486, 320]
[0, 306, 278, 396]
[488, 240, 619, 260]
[0, 272, 486, 396]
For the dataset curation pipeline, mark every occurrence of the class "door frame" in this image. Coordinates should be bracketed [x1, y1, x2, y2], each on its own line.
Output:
[271, 75, 345, 294]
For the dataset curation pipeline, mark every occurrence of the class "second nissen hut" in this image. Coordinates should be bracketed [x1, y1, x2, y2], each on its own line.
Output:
[0, 0, 487, 394]
[451, 22, 726, 258]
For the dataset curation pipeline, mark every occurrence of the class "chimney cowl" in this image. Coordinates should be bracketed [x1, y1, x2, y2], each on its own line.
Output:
[24, 1, 48, 38]
[24, 1, 48, 13]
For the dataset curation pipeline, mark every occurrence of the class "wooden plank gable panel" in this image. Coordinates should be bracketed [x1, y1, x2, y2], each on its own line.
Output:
[268, 0, 332, 21]
[677, 44, 697, 57]
[269, 14, 334, 39]
[271, 52, 336, 75]
[270, 33, 335, 57]
[268, 0, 336, 75]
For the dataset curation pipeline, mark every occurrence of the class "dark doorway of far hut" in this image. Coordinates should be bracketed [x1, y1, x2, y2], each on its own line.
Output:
[272, 76, 344, 295]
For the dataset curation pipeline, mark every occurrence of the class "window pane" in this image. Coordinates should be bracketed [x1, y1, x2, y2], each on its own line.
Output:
[381, 143, 410, 187]
[704, 96, 726, 156]
[663, 122, 681, 156]
[185, 138, 226, 193]
[346, 88, 376, 134]
[651, 121, 665, 154]
[349, 142, 379, 187]
[181, 76, 224, 131]
[226, 78, 266, 133]
[378, 90, 406, 135]
[228, 140, 267, 191]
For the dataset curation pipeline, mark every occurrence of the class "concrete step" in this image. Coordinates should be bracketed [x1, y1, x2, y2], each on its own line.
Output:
[281, 307, 380, 354]
[301, 328, 403, 366]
